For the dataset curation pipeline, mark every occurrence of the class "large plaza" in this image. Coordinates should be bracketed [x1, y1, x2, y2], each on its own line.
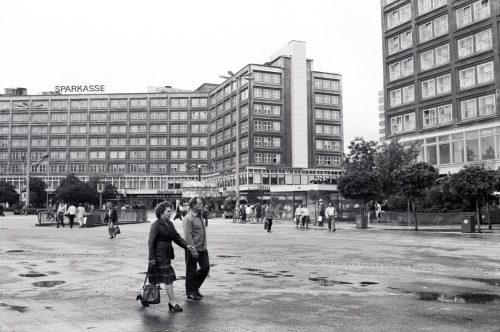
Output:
[1, 215, 499, 331]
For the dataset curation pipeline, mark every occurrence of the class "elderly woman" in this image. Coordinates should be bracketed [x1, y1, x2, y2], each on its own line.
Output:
[147, 201, 194, 312]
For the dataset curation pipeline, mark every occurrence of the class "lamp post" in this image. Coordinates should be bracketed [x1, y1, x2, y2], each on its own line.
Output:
[219, 71, 253, 219]
[185, 163, 206, 181]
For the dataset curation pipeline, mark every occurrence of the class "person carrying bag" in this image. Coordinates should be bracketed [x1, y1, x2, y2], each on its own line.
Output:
[137, 266, 161, 306]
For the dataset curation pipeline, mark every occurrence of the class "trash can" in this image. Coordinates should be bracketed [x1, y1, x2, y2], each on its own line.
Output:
[356, 215, 368, 229]
[461, 214, 475, 233]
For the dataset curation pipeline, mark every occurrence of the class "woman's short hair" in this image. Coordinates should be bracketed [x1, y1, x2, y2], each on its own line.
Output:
[155, 201, 173, 219]
[188, 196, 203, 209]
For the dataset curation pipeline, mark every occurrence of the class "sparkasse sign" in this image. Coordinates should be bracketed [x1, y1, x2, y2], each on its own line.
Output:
[55, 85, 105, 93]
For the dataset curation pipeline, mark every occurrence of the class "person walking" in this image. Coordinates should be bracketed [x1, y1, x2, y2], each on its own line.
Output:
[302, 204, 310, 229]
[0, 204, 5, 217]
[295, 203, 303, 228]
[66, 203, 77, 229]
[183, 197, 210, 301]
[104, 202, 118, 239]
[318, 199, 326, 227]
[265, 202, 275, 233]
[255, 203, 261, 223]
[326, 203, 336, 232]
[77, 203, 86, 228]
[145, 202, 195, 312]
[57, 202, 66, 228]
[375, 202, 382, 222]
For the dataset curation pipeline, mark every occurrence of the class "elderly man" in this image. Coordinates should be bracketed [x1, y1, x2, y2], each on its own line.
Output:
[183, 196, 210, 300]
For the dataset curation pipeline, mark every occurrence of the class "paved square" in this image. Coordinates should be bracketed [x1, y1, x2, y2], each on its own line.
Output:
[1, 215, 499, 331]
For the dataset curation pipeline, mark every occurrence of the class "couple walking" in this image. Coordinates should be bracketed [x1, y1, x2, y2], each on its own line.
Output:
[143, 197, 209, 312]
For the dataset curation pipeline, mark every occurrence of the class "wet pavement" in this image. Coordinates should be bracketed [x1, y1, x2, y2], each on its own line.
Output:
[1, 215, 500, 332]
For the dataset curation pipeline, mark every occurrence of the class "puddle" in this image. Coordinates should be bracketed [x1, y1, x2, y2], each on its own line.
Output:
[278, 271, 289, 273]
[240, 268, 264, 272]
[217, 255, 241, 258]
[20, 273, 47, 278]
[33, 281, 65, 287]
[46, 260, 56, 263]
[227, 272, 236, 274]
[309, 277, 353, 286]
[9, 305, 28, 313]
[283, 275, 294, 277]
[417, 292, 500, 304]
[7, 250, 27, 253]
[360, 282, 378, 287]
[261, 275, 278, 278]
[46, 271, 60, 275]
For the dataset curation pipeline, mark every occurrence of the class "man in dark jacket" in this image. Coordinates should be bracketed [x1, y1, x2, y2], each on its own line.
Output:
[104, 202, 119, 239]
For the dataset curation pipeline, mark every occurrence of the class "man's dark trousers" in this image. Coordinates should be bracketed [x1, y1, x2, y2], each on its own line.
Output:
[185, 250, 210, 295]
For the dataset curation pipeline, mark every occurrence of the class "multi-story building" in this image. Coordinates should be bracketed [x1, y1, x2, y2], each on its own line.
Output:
[380, 0, 500, 174]
[0, 41, 343, 208]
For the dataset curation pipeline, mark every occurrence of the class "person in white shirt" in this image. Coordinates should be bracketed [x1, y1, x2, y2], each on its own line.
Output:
[301, 204, 310, 229]
[325, 203, 337, 232]
[295, 204, 303, 228]
[66, 204, 77, 229]
[76, 203, 86, 228]
[375, 202, 382, 222]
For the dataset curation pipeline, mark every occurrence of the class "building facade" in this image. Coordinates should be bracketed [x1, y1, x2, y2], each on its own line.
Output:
[0, 41, 343, 208]
[380, 0, 500, 174]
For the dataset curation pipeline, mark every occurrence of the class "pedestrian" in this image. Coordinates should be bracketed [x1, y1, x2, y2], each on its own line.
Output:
[240, 205, 246, 222]
[295, 203, 302, 228]
[245, 204, 252, 222]
[265, 202, 275, 233]
[77, 203, 86, 228]
[57, 202, 66, 228]
[260, 204, 266, 223]
[326, 203, 336, 232]
[376, 201, 382, 222]
[145, 201, 195, 311]
[104, 202, 119, 239]
[182, 197, 210, 301]
[302, 204, 310, 229]
[0, 204, 5, 217]
[318, 199, 326, 227]
[255, 203, 261, 223]
[138, 201, 147, 221]
[66, 203, 77, 229]
[202, 205, 209, 227]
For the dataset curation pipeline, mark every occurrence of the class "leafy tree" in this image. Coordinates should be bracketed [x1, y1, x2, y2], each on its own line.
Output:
[28, 177, 47, 208]
[338, 169, 382, 217]
[85, 176, 119, 206]
[449, 163, 498, 232]
[375, 138, 420, 197]
[54, 174, 93, 206]
[0, 180, 19, 205]
[393, 162, 439, 231]
[344, 137, 379, 172]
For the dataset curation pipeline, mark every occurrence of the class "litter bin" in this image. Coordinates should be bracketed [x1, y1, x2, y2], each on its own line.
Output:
[356, 215, 368, 229]
[461, 214, 475, 233]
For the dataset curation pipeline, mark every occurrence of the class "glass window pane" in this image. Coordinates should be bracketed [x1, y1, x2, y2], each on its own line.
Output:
[439, 143, 450, 164]
[452, 141, 464, 163]
[427, 145, 437, 165]
[466, 138, 479, 161]
[481, 136, 495, 160]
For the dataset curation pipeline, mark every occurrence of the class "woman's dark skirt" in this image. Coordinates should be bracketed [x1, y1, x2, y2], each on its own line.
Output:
[148, 263, 177, 285]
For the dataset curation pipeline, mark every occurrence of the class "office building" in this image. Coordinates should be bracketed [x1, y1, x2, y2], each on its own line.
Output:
[0, 41, 343, 208]
[380, 0, 500, 174]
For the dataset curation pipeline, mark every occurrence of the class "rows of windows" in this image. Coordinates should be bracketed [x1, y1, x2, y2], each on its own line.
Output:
[254, 137, 281, 147]
[314, 79, 340, 91]
[254, 104, 281, 115]
[419, 126, 499, 166]
[253, 72, 281, 84]
[254, 153, 281, 164]
[316, 155, 341, 166]
[315, 140, 341, 151]
[315, 124, 340, 135]
[254, 88, 281, 100]
[254, 120, 280, 131]
[314, 109, 340, 120]
[314, 94, 340, 105]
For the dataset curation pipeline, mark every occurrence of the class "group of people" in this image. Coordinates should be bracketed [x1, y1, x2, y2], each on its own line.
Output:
[141, 197, 210, 312]
[49, 202, 86, 229]
[295, 199, 337, 232]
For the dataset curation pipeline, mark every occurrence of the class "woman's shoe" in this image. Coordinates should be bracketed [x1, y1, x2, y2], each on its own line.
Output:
[136, 295, 149, 307]
[168, 303, 183, 312]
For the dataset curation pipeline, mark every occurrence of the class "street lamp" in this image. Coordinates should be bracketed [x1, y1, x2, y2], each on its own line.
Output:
[219, 71, 254, 218]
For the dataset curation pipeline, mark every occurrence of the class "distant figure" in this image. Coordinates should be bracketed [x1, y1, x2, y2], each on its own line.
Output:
[255, 204, 261, 223]
[104, 202, 118, 239]
[376, 202, 382, 222]
[326, 203, 336, 232]
[0, 204, 5, 217]
[67, 203, 77, 229]
[265, 203, 275, 233]
[295, 204, 303, 228]
[302, 205, 310, 229]
[76, 203, 86, 228]
[318, 199, 326, 227]
[57, 202, 66, 228]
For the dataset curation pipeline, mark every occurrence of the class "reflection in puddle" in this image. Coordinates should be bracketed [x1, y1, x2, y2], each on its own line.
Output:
[20, 273, 47, 278]
[33, 281, 65, 287]
[240, 268, 264, 272]
[7, 250, 26, 253]
[417, 292, 500, 304]
[309, 277, 353, 286]
[360, 281, 378, 287]
[217, 255, 241, 258]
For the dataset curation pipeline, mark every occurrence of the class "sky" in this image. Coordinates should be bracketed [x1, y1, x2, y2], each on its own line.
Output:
[0, 0, 384, 147]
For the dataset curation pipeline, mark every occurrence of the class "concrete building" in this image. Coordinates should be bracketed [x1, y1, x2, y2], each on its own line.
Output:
[380, 0, 500, 174]
[0, 41, 343, 208]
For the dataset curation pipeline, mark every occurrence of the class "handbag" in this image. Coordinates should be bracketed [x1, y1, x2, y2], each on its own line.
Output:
[113, 225, 121, 235]
[264, 220, 269, 230]
[140, 266, 161, 305]
[318, 216, 323, 222]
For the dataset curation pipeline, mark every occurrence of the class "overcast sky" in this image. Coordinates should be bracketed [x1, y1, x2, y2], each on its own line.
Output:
[0, 0, 384, 147]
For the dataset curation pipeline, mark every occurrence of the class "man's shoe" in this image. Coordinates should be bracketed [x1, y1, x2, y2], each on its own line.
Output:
[187, 294, 201, 300]
[196, 290, 203, 298]
[332, 229, 336, 232]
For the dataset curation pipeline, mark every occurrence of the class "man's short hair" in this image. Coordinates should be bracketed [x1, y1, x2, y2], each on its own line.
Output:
[188, 196, 203, 208]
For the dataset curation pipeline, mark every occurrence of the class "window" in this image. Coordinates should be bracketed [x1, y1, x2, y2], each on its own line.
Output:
[418, 0, 446, 16]
[436, 74, 451, 95]
[389, 57, 413, 81]
[387, 3, 411, 30]
[423, 106, 453, 128]
[457, 1, 490, 29]
[391, 113, 415, 134]
[459, 61, 494, 90]
[389, 85, 414, 107]
[420, 44, 449, 71]
[422, 79, 436, 99]
[461, 99, 477, 119]
[151, 99, 168, 108]
[110, 99, 127, 108]
[478, 94, 495, 116]
[438, 105, 452, 124]
[404, 113, 415, 131]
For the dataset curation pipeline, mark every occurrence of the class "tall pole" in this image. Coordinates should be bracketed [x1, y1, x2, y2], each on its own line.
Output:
[198, 165, 201, 181]
[26, 107, 31, 215]
[235, 77, 241, 216]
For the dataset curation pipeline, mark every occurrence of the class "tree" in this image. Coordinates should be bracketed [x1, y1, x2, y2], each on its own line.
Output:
[338, 169, 382, 218]
[28, 177, 47, 208]
[54, 174, 93, 206]
[393, 162, 439, 231]
[375, 138, 420, 197]
[344, 137, 379, 172]
[0, 180, 19, 205]
[449, 163, 498, 232]
[85, 176, 119, 206]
